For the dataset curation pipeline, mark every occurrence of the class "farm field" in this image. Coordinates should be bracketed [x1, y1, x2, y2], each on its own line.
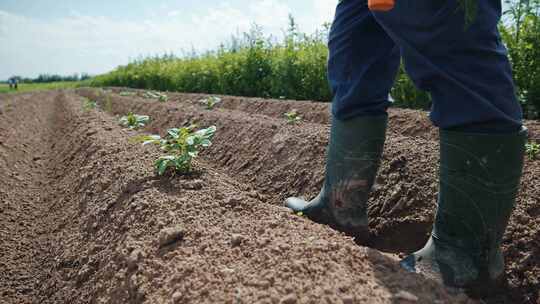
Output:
[0, 88, 539, 304]
[0, 82, 81, 94]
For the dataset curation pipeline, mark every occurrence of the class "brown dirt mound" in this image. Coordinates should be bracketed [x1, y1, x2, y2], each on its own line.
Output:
[0, 88, 536, 304]
[79, 87, 540, 304]
[81, 88, 440, 253]
[106, 87, 440, 140]
[0, 90, 473, 304]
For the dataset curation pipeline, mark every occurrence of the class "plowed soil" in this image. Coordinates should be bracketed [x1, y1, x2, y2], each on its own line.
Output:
[0, 88, 538, 304]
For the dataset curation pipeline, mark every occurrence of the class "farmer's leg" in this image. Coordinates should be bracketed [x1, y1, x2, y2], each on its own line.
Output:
[373, 0, 522, 130]
[372, 0, 526, 292]
[329, 0, 400, 119]
[285, 0, 399, 239]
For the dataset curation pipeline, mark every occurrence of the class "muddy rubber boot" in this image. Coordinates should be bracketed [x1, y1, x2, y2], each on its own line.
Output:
[400, 127, 527, 296]
[285, 115, 387, 239]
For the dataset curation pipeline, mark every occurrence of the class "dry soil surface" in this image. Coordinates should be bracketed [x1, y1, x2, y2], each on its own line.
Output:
[0, 88, 538, 304]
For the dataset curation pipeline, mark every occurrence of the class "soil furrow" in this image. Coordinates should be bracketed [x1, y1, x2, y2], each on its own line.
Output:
[7, 90, 473, 303]
[103, 87, 540, 141]
[76, 87, 540, 304]
[0, 92, 61, 303]
[77, 88, 439, 254]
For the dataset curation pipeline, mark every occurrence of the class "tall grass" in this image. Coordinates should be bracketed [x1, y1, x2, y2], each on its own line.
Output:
[92, 11, 540, 118]
[501, 0, 540, 118]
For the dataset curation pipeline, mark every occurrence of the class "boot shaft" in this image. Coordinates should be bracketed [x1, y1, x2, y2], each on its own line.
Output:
[434, 127, 527, 268]
[323, 115, 388, 225]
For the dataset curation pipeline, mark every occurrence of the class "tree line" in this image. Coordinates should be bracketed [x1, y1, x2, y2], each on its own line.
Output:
[5, 73, 91, 84]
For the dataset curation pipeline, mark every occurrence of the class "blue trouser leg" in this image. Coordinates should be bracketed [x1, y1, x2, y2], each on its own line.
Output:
[329, 0, 523, 131]
[328, 0, 400, 120]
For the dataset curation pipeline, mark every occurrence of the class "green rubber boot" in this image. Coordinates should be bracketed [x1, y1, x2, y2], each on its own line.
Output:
[400, 127, 527, 295]
[285, 115, 387, 239]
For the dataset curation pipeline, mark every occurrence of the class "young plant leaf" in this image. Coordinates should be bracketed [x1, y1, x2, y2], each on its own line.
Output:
[119, 112, 150, 130]
[140, 125, 217, 175]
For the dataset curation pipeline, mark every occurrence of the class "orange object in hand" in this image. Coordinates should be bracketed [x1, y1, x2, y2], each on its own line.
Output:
[368, 0, 395, 11]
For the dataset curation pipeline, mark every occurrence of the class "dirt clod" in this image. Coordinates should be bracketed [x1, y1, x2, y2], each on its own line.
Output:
[280, 294, 298, 304]
[230, 234, 244, 247]
[394, 290, 419, 302]
[342, 295, 354, 304]
[172, 291, 182, 302]
[158, 226, 185, 247]
[127, 249, 143, 269]
[183, 179, 204, 190]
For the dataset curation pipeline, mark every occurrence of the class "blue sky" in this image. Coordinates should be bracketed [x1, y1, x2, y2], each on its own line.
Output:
[0, 0, 336, 80]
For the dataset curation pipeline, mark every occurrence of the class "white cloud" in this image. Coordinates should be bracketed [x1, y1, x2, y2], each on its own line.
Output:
[167, 10, 180, 17]
[0, 0, 336, 80]
[314, 0, 336, 25]
[294, 0, 336, 33]
[248, 0, 291, 31]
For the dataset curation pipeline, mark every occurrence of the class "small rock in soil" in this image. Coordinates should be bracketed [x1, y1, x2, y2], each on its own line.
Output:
[172, 291, 182, 302]
[230, 234, 244, 247]
[280, 294, 297, 304]
[127, 249, 143, 269]
[184, 179, 204, 190]
[393, 290, 418, 302]
[341, 295, 354, 304]
[158, 226, 185, 247]
[76, 264, 92, 284]
[221, 196, 240, 207]
[220, 267, 235, 275]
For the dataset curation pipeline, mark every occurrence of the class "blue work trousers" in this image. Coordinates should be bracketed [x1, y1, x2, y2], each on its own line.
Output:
[328, 0, 523, 131]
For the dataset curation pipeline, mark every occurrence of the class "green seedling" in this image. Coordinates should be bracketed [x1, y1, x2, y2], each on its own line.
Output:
[104, 95, 113, 113]
[200, 96, 221, 110]
[137, 125, 216, 175]
[83, 98, 97, 111]
[284, 109, 302, 124]
[119, 112, 150, 130]
[526, 141, 540, 160]
[119, 91, 136, 97]
[143, 91, 168, 102]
